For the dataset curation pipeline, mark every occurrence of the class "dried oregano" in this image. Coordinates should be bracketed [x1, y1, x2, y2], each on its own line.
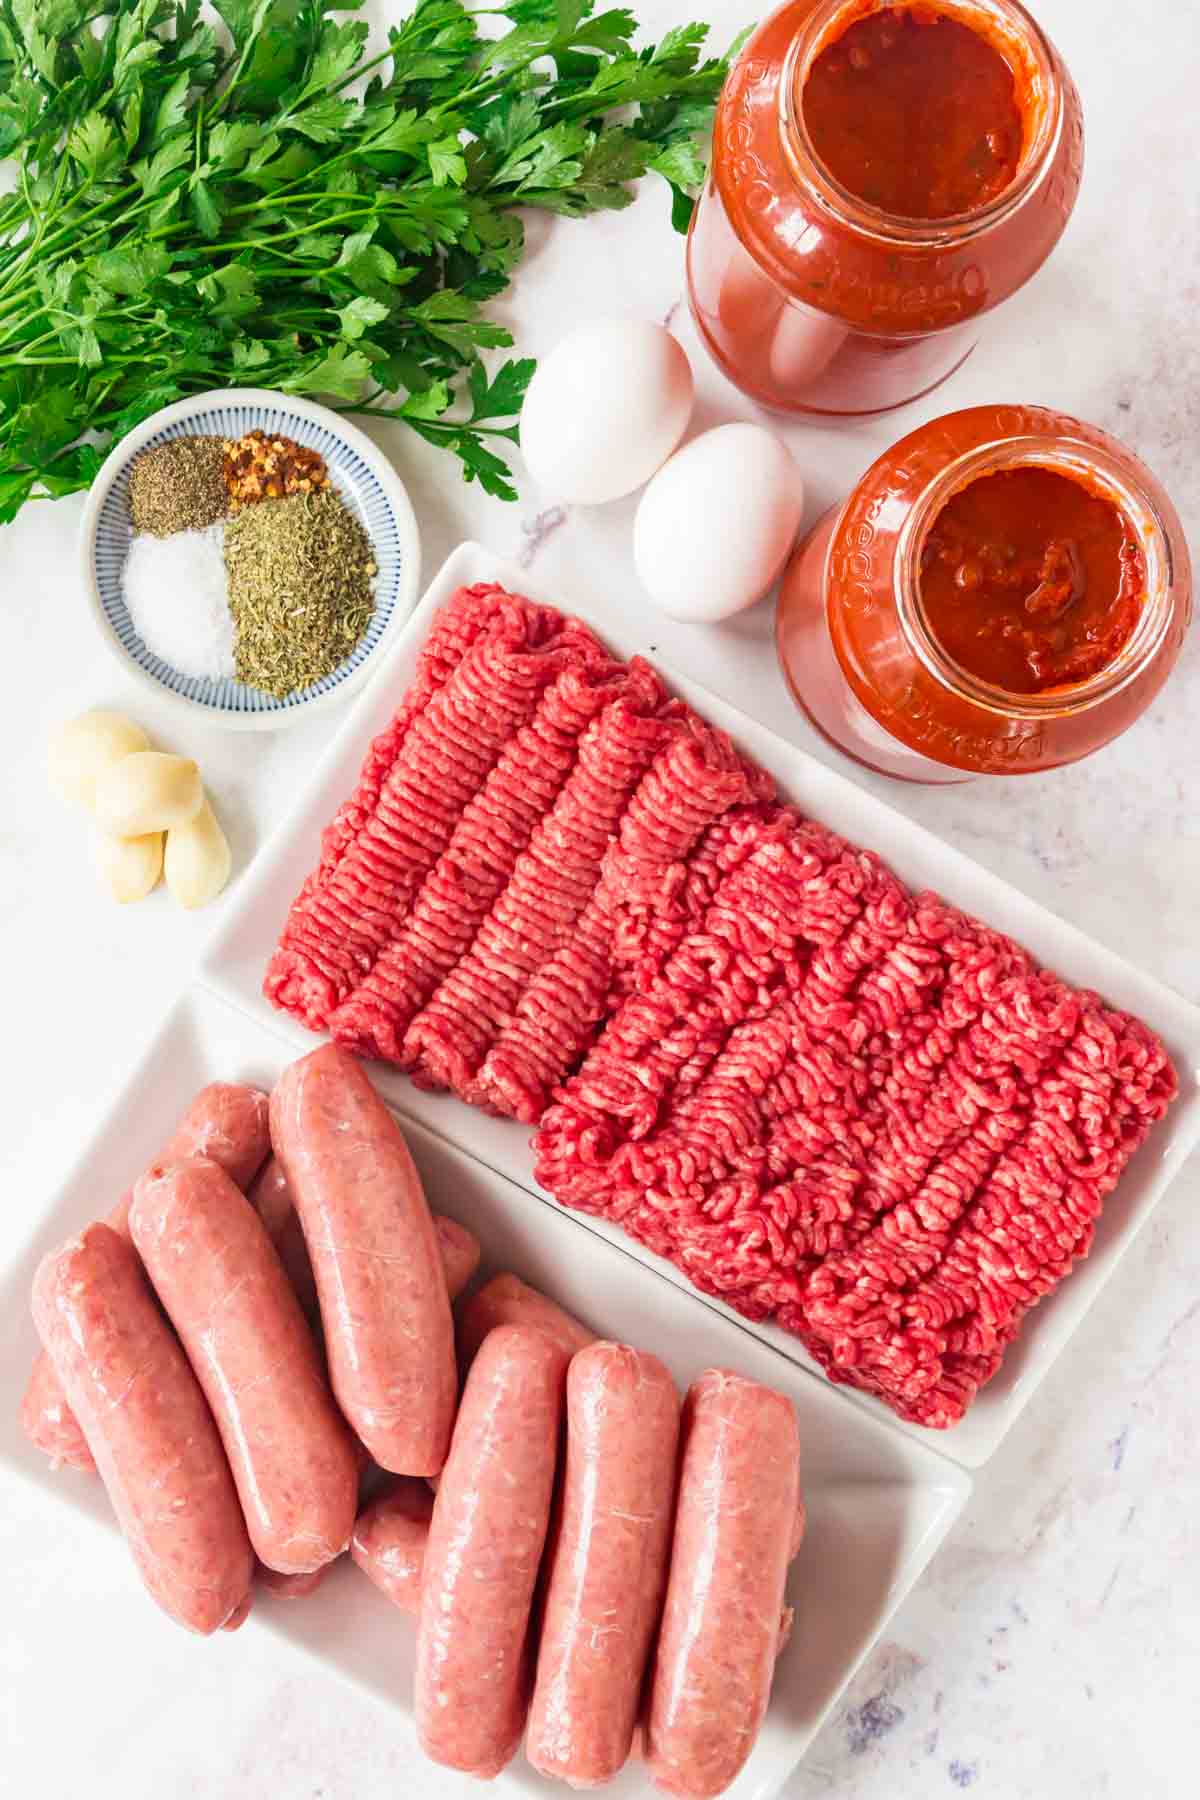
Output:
[223, 489, 376, 698]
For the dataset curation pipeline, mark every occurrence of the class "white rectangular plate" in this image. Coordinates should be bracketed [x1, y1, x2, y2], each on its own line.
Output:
[0, 987, 970, 1800]
[199, 541, 1200, 1468]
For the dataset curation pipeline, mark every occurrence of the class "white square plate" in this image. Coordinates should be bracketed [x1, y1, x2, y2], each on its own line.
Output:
[199, 542, 1200, 1468]
[0, 987, 970, 1800]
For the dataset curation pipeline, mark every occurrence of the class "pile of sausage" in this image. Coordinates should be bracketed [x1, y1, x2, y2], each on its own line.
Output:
[25, 1044, 803, 1798]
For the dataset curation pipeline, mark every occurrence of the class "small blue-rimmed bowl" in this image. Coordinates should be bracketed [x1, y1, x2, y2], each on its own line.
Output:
[80, 387, 421, 731]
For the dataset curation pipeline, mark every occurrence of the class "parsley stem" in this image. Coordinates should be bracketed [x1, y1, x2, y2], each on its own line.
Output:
[0, 188, 168, 308]
[203, 207, 379, 255]
[327, 42, 401, 96]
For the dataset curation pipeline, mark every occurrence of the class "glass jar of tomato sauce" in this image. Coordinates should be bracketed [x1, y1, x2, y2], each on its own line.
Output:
[777, 405, 1192, 781]
[688, 0, 1084, 415]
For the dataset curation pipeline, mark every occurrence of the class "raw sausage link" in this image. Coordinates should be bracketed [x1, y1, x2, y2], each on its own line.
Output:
[32, 1223, 254, 1634]
[256, 1562, 328, 1600]
[270, 1045, 457, 1476]
[222, 1594, 253, 1630]
[350, 1477, 434, 1612]
[248, 1155, 480, 1323]
[130, 1157, 359, 1575]
[416, 1325, 568, 1778]
[646, 1370, 800, 1800]
[247, 1154, 320, 1321]
[527, 1341, 681, 1788]
[22, 1082, 270, 1471]
[432, 1215, 481, 1301]
[457, 1271, 595, 1374]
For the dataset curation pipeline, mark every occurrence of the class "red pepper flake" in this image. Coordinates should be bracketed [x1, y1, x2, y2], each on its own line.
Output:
[223, 430, 330, 510]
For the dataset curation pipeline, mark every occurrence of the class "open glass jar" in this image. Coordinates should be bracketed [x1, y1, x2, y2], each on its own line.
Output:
[688, 0, 1084, 415]
[776, 405, 1192, 781]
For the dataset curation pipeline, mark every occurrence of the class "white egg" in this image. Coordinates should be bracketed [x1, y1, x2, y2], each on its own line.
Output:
[520, 319, 694, 505]
[633, 423, 806, 622]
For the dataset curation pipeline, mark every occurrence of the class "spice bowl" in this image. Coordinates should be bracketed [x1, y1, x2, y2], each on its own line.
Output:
[80, 388, 421, 730]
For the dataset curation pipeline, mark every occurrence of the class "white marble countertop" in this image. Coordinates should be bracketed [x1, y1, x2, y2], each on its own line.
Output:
[3, 0, 1198, 1794]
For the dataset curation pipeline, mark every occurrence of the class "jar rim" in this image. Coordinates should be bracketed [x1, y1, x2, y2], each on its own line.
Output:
[893, 434, 1177, 718]
[780, 0, 1064, 247]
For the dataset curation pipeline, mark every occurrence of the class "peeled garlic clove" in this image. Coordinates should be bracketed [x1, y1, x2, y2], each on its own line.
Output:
[165, 797, 231, 910]
[94, 830, 163, 904]
[49, 712, 151, 811]
[94, 751, 204, 836]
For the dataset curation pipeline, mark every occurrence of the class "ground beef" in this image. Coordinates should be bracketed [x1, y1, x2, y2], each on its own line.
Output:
[327, 654, 634, 1063]
[265, 583, 1178, 1428]
[264, 584, 605, 1030]
[535, 821, 1177, 1427]
[471, 717, 773, 1123]
[402, 668, 673, 1103]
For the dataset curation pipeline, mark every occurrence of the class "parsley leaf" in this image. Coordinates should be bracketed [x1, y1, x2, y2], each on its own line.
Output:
[282, 343, 372, 401]
[468, 357, 537, 424]
[337, 295, 391, 340]
[428, 137, 468, 187]
[68, 111, 120, 180]
[409, 290, 514, 355]
[153, 71, 191, 144]
[90, 243, 171, 295]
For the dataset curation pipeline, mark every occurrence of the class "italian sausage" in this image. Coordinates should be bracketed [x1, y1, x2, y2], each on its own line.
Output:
[457, 1272, 595, 1374]
[130, 1157, 359, 1573]
[256, 1561, 329, 1600]
[527, 1342, 681, 1787]
[223, 1593, 253, 1630]
[416, 1325, 568, 1778]
[22, 1081, 270, 1471]
[247, 1153, 320, 1321]
[270, 1045, 456, 1475]
[350, 1477, 434, 1612]
[250, 1153, 480, 1322]
[645, 1370, 801, 1799]
[433, 1214, 482, 1300]
[32, 1223, 254, 1634]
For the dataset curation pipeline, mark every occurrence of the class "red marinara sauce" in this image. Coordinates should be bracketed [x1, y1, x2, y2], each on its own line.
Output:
[687, 0, 1083, 415]
[803, 6, 1023, 220]
[920, 467, 1146, 694]
[776, 406, 1192, 781]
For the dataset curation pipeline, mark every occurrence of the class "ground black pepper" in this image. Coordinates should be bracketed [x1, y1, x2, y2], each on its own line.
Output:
[128, 435, 229, 536]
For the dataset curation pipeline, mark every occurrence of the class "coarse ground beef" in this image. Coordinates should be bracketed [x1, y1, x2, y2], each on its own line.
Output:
[534, 818, 1176, 1426]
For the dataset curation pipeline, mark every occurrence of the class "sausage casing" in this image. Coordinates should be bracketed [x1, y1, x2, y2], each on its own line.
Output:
[250, 1151, 480, 1321]
[32, 1223, 254, 1633]
[270, 1045, 456, 1475]
[256, 1562, 329, 1600]
[645, 1370, 800, 1799]
[130, 1156, 359, 1574]
[350, 1477, 434, 1612]
[527, 1341, 681, 1788]
[457, 1271, 595, 1374]
[416, 1325, 568, 1777]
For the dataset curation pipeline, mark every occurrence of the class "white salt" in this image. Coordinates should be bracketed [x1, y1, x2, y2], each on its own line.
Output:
[123, 524, 236, 681]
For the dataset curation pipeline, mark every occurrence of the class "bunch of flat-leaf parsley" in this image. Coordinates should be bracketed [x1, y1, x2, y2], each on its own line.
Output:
[0, 0, 743, 521]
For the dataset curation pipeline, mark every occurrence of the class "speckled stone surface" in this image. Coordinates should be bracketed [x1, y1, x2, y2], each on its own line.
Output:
[3, 1, 1198, 1794]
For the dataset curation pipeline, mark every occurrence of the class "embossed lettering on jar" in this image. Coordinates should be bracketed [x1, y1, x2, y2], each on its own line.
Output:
[687, 0, 1084, 415]
[776, 405, 1192, 780]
